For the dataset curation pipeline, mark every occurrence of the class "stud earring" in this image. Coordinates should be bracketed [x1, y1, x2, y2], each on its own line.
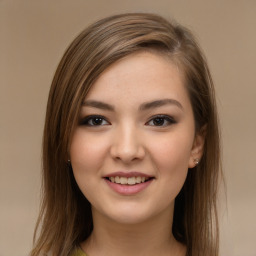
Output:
[194, 158, 200, 165]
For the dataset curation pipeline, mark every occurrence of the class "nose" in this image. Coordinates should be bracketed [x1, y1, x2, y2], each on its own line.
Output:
[110, 124, 146, 164]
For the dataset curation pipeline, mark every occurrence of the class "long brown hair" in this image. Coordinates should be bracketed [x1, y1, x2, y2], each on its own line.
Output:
[31, 13, 221, 256]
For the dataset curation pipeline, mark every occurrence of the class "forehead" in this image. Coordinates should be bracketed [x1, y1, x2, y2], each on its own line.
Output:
[84, 51, 190, 109]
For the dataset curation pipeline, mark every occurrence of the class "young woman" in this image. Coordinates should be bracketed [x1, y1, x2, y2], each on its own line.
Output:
[31, 13, 221, 256]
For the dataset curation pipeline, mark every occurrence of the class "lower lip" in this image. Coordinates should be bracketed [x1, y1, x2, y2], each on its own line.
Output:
[105, 178, 153, 195]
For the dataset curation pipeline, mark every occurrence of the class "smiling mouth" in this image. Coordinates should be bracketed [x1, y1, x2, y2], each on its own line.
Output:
[105, 176, 154, 185]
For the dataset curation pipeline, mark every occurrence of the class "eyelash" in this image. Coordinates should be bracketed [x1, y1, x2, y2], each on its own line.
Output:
[80, 115, 110, 126]
[146, 115, 177, 127]
[80, 115, 176, 127]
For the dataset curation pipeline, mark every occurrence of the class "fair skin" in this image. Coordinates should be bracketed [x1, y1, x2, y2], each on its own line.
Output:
[70, 51, 205, 256]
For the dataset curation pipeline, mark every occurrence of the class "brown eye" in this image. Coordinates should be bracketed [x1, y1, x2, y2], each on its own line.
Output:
[146, 115, 176, 127]
[152, 117, 165, 126]
[80, 115, 110, 126]
[91, 117, 104, 125]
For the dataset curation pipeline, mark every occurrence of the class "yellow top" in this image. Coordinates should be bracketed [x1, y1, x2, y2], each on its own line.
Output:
[71, 247, 87, 256]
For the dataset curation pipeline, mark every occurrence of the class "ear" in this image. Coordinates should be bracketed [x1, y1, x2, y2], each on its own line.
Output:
[188, 125, 207, 168]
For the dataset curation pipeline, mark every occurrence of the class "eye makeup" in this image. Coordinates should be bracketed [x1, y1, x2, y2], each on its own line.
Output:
[79, 115, 110, 126]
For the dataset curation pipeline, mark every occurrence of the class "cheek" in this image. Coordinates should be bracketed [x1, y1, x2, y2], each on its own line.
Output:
[148, 132, 193, 193]
[69, 130, 109, 200]
[150, 133, 193, 168]
[70, 129, 108, 170]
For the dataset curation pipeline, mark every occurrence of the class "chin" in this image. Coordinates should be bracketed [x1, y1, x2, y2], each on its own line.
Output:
[108, 211, 152, 225]
[95, 201, 170, 226]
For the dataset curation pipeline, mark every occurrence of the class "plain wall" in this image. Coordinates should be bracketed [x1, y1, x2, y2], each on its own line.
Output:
[1, 0, 255, 255]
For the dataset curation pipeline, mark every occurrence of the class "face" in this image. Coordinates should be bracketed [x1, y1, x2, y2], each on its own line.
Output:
[70, 51, 204, 225]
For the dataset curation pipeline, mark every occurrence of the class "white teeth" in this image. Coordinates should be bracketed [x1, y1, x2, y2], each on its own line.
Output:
[120, 177, 127, 184]
[128, 177, 136, 185]
[136, 177, 142, 183]
[114, 176, 120, 183]
[107, 176, 150, 185]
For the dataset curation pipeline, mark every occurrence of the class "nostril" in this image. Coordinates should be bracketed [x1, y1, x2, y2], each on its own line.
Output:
[109, 131, 146, 162]
[110, 145, 146, 163]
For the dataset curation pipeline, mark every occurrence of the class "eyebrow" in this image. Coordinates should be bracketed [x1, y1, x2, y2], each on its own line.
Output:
[82, 98, 183, 111]
[139, 99, 184, 111]
[82, 100, 115, 111]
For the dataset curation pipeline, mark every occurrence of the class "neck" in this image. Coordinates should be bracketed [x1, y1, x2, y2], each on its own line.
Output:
[81, 206, 186, 256]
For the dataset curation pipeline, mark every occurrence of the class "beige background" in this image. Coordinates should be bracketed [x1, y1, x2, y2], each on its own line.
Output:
[1, 0, 256, 255]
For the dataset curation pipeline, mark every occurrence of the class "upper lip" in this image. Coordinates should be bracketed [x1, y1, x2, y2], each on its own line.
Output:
[104, 171, 154, 178]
